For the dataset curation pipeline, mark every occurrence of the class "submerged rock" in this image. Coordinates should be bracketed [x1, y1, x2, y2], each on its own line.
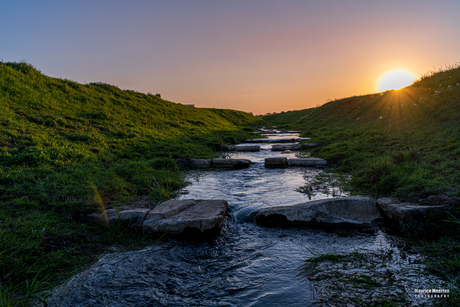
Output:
[376, 198, 453, 224]
[255, 196, 383, 228]
[212, 158, 252, 169]
[288, 158, 327, 167]
[265, 157, 288, 168]
[143, 199, 228, 237]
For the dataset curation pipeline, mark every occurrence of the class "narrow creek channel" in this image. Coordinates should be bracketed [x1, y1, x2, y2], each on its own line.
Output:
[47, 131, 442, 306]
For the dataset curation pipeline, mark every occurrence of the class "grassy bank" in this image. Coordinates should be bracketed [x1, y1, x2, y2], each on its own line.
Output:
[264, 64, 460, 305]
[264, 65, 460, 199]
[0, 62, 262, 305]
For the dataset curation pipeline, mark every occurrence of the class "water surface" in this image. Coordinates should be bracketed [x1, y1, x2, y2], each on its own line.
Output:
[47, 133, 439, 306]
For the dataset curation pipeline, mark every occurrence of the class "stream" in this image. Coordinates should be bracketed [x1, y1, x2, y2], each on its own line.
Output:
[47, 131, 443, 306]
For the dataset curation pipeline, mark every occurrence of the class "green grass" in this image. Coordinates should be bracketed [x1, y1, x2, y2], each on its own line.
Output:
[263, 65, 460, 199]
[0, 61, 263, 305]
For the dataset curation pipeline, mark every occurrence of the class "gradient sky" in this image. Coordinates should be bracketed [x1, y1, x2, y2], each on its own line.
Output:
[2, 0, 460, 114]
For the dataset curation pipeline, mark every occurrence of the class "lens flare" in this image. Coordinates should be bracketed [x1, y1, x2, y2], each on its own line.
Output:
[378, 70, 415, 92]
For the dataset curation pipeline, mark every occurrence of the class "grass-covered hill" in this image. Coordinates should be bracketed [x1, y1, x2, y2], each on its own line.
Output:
[0, 62, 261, 305]
[264, 65, 460, 306]
[264, 65, 460, 199]
[1, 62, 259, 163]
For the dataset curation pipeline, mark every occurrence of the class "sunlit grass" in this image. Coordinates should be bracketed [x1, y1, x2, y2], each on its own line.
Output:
[0, 61, 263, 305]
[264, 65, 460, 199]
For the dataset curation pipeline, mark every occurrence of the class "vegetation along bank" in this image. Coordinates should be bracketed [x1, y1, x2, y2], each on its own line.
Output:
[0, 62, 262, 306]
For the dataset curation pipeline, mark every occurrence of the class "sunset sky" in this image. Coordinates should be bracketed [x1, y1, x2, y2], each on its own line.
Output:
[2, 0, 460, 114]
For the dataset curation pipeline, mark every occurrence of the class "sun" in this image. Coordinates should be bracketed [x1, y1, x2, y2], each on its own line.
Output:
[377, 70, 415, 92]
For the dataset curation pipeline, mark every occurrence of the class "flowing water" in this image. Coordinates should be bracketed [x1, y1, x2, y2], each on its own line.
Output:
[47, 132, 443, 306]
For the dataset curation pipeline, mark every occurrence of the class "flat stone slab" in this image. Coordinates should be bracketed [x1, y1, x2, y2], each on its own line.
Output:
[255, 196, 383, 228]
[271, 144, 288, 151]
[244, 138, 310, 143]
[288, 144, 302, 150]
[176, 158, 212, 169]
[265, 157, 288, 168]
[212, 158, 251, 169]
[189, 158, 212, 169]
[143, 199, 228, 236]
[288, 158, 327, 167]
[235, 145, 261, 151]
[376, 198, 450, 224]
[88, 208, 150, 227]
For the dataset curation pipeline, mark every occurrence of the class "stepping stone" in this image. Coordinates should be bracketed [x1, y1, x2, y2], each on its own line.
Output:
[143, 199, 228, 237]
[220, 145, 236, 151]
[376, 197, 456, 225]
[288, 144, 302, 150]
[271, 144, 288, 151]
[176, 158, 212, 169]
[235, 145, 261, 151]
[255, 196, 383, 228]
[245, 138, 310, 143]
[189, 159, 212, 169]
[212, 158, 251, 169]
[265, 157, 288, 168]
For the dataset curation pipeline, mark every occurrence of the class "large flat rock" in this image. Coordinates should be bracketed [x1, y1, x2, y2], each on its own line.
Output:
[271, 144, 288, 151]
[143, 199, 228, 236]
[255, 196, 383, 228]
[376, 198, 450, 224]
[244, 138, 310, 143]
[220, 145, 236, 151]
[265, 157, 288, 168]
[189, 159, 212, 169]
[176, 158, 212, 169]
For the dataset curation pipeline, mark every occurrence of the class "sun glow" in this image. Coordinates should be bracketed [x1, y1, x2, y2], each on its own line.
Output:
[378, 70, 415, 92]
